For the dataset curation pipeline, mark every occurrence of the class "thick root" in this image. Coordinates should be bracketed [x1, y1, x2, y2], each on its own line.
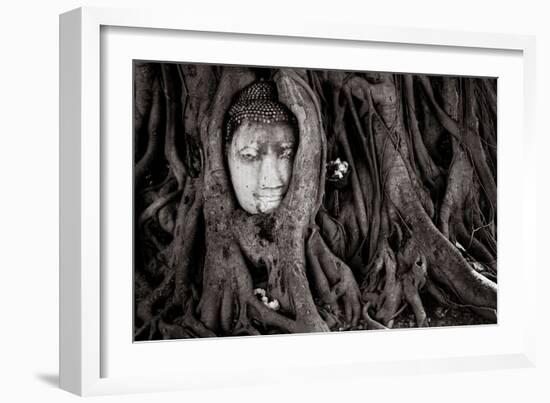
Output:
[306, 227, 362, 327]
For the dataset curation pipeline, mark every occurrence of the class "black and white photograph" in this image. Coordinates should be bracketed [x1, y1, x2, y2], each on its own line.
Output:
[133, 62, 497, 341]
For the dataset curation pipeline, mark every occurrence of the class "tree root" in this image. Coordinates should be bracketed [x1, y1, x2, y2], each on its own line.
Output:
[362, 302, 388, 330]
[306, 227, 361, 327]
[138, 189, 182, 230]
[135, 76, 163, 188]
[325, 72, 368, 239]
[425, 277, 497, 322]
[361, 239, 401, 326]
[403, 75, 442, 192]
[135, 271, 175, 340]
[357, 74, 497, 328]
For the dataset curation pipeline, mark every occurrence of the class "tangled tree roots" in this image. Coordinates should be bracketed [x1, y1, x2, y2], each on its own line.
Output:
[134, 63, 497, 340]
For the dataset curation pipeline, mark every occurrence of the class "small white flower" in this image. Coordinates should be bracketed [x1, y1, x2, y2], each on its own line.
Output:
[254, 288, 266, 297]
[267, 299, 280, 311]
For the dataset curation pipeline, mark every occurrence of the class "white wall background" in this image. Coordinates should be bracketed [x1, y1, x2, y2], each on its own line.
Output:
[0, 0, 547, 401]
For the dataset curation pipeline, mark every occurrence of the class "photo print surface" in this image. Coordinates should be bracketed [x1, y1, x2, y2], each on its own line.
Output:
[133, 63, 497, 341]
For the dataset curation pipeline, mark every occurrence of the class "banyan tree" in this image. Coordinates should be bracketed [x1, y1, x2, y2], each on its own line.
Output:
[133, 62, 497, 340]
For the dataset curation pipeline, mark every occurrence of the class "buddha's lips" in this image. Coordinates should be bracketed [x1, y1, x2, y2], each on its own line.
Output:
[254, 193, 283, 202]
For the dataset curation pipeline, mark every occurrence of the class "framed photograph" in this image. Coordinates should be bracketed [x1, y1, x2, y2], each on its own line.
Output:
[60, 6, 537, 396]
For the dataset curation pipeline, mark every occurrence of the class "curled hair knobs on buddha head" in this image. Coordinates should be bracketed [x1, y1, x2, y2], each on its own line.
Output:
[225, 79, 297, 145]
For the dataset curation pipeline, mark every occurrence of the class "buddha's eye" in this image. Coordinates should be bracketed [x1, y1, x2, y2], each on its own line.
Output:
[239, 149, 259, 162]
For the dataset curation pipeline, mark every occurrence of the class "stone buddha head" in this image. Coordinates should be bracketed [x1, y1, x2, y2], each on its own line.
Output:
[225, 80, 298, 215]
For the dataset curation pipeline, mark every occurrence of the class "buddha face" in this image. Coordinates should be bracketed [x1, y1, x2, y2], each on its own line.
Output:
[227, 121, 296, 214]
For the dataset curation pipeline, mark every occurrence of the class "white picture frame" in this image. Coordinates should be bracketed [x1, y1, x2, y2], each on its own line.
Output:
[59, 6, 537, 396]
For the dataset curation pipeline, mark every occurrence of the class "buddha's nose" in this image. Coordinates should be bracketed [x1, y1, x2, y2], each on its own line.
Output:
[259, 153, 283, 190]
